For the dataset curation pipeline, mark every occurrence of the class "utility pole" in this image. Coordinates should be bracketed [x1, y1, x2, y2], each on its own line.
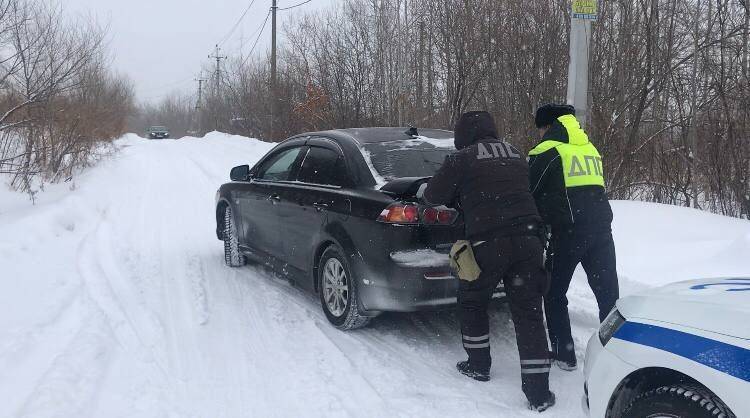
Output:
[397, 0, 405, 127]
[208, 45, 226, 131]
[270, 0, 278, 141]
[209, 44, 227, 94]
[567, 1, 598, 130]
[194, 76, 207, 134]
[688, 0, 702, 209]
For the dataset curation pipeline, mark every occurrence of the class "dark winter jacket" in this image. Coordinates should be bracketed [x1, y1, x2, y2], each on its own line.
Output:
[424, 112, 542, 240]
[528, 115, 613, 231]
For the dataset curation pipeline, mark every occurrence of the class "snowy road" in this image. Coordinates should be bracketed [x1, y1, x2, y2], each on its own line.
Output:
[2, 133, 749, 417]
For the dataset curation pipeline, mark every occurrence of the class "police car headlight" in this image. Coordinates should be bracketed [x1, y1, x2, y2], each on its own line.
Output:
[598, 309, 625, 346]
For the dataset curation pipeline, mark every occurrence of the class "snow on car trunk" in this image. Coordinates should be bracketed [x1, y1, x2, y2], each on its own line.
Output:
[1, 132, 749, 417]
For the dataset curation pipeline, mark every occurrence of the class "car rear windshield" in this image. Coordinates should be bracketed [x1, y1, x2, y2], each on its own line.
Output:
[362, 137, 454, 180]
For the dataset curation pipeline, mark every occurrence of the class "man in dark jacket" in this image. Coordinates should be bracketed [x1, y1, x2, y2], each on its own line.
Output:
[528, 104, 619, 371]
[423, 111, 555, 412]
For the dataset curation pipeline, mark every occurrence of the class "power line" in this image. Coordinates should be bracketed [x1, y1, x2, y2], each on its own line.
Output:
[217, 0, 261, 47]
[239, 8, 272, 67]
[278, 0, 311, 11]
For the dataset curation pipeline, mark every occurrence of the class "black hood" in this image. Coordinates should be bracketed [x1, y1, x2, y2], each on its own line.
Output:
[454, 111, 498, 150]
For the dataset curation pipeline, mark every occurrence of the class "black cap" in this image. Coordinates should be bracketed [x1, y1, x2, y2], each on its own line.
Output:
[454, 111, 498, 150]
[535, 103, 576, 128]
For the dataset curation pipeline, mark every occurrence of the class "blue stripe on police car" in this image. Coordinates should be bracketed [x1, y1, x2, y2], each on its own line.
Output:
[613, 321, 750, 383]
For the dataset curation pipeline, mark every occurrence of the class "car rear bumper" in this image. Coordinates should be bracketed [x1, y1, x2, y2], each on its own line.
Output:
[355, 250, 504, 312]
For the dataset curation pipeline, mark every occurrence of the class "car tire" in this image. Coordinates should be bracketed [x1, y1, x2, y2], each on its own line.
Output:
[223, 206, 246, 267]
[622, 384, 735, 418]
[318, 246, 370, 330]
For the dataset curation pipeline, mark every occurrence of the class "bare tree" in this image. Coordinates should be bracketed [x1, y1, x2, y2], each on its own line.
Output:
[194, 0, 748, 218]
[0, 0, 134, 196]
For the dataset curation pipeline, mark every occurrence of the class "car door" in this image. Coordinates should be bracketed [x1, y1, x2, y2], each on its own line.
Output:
[279, 140, 352, 284]
[235, 144, 306, 260]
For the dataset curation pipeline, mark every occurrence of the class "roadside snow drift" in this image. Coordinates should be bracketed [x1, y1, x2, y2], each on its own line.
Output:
[1, 132, 749, 417]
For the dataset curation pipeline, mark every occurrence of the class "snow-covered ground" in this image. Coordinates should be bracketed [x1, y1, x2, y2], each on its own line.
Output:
[1, 132, 749, 418]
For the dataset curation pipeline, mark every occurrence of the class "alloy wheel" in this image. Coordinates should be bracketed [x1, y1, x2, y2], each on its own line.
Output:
[322, 258, 349, 317]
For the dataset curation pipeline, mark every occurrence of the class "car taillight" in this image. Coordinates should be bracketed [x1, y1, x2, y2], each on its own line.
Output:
[378, 204, 456, 225]
[423, 207, 457, 225]
[378, 204, 419, 224]
[423, 207, 439, 224]
[437, 209, 455, 224]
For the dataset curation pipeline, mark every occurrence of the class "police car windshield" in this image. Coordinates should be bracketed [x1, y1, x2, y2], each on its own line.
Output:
[363, 138, 454, 180]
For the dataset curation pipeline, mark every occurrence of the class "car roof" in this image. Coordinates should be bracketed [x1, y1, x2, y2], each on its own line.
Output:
[295, 127, 454, 145]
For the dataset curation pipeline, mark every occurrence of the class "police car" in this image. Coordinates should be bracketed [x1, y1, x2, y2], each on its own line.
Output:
[584, 277, 749, 418]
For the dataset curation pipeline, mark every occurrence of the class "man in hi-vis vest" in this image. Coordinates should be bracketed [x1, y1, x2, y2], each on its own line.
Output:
[528, 104, 619, 372]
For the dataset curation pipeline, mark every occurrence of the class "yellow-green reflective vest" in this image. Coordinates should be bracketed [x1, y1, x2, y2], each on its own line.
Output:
[529, 115, 605, 188]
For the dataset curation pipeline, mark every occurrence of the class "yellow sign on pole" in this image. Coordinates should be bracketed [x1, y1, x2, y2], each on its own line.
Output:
[572, 0, 598, 20]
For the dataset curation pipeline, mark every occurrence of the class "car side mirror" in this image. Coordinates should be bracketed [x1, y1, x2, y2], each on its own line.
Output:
[230, 165, 250, 181]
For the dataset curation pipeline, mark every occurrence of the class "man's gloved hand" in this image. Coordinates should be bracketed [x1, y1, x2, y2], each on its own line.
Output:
[416, 183, 428, 199]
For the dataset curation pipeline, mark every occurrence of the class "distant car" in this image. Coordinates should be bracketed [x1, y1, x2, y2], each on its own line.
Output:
[215, 128, 505, 330]
[146, 126, 170, 139]
[584, 277, 749, 418]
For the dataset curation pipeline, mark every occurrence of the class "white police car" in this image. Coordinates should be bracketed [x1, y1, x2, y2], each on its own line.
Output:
[584, 277, 749, 418]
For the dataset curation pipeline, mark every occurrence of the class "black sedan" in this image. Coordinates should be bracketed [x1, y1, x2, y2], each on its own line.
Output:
[215, 128, 502, 330]
[146, 126, 170, 139]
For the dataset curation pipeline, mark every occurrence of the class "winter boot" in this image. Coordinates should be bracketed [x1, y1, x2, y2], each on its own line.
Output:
[528, 391, 556, 412]
[555, 359, 577, 371]
[456, 360, 490, 382]
[549, 351, 577, 371]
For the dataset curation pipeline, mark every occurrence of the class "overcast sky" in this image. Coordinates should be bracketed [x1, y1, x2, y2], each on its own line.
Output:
[65, 0, 336, 104]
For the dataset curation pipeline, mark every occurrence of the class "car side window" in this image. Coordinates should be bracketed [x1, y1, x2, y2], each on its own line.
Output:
[256, 147, 303, 181]
[296, 147, 347, 186]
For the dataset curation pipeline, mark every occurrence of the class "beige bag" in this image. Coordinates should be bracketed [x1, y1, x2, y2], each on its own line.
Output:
[450, 240, 482, 282]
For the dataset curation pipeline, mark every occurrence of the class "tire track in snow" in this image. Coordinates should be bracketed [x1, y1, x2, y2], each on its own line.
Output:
[15, 302, 114, 418]
[75, 214, 171, 376]
[223, 263, 394, 416]
[1, 295, 89, 416]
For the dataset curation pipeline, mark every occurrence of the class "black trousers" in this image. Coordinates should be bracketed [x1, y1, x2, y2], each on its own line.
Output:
[459, 235, 551, 405]
[545, 226, 619, 363]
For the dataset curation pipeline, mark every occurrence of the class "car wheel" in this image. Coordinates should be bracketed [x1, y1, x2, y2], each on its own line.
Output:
[223, 206, 246, 267]
[622, 384, 735, 418]
[318, 246, 370, 330]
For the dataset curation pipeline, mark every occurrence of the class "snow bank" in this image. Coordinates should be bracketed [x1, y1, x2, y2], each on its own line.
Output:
[612, 200, 750, 286]
[0, 131, 748, 417]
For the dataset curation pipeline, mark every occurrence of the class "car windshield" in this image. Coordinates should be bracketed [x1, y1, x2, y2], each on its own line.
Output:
[150, 126, 167, 131]
[362, 136, 454, 181]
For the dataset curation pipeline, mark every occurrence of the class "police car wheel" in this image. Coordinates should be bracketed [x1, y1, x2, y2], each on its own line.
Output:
[223, 207, 246, 267]
[622, 384, 735, 418]
[318, 246, 370, 331]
